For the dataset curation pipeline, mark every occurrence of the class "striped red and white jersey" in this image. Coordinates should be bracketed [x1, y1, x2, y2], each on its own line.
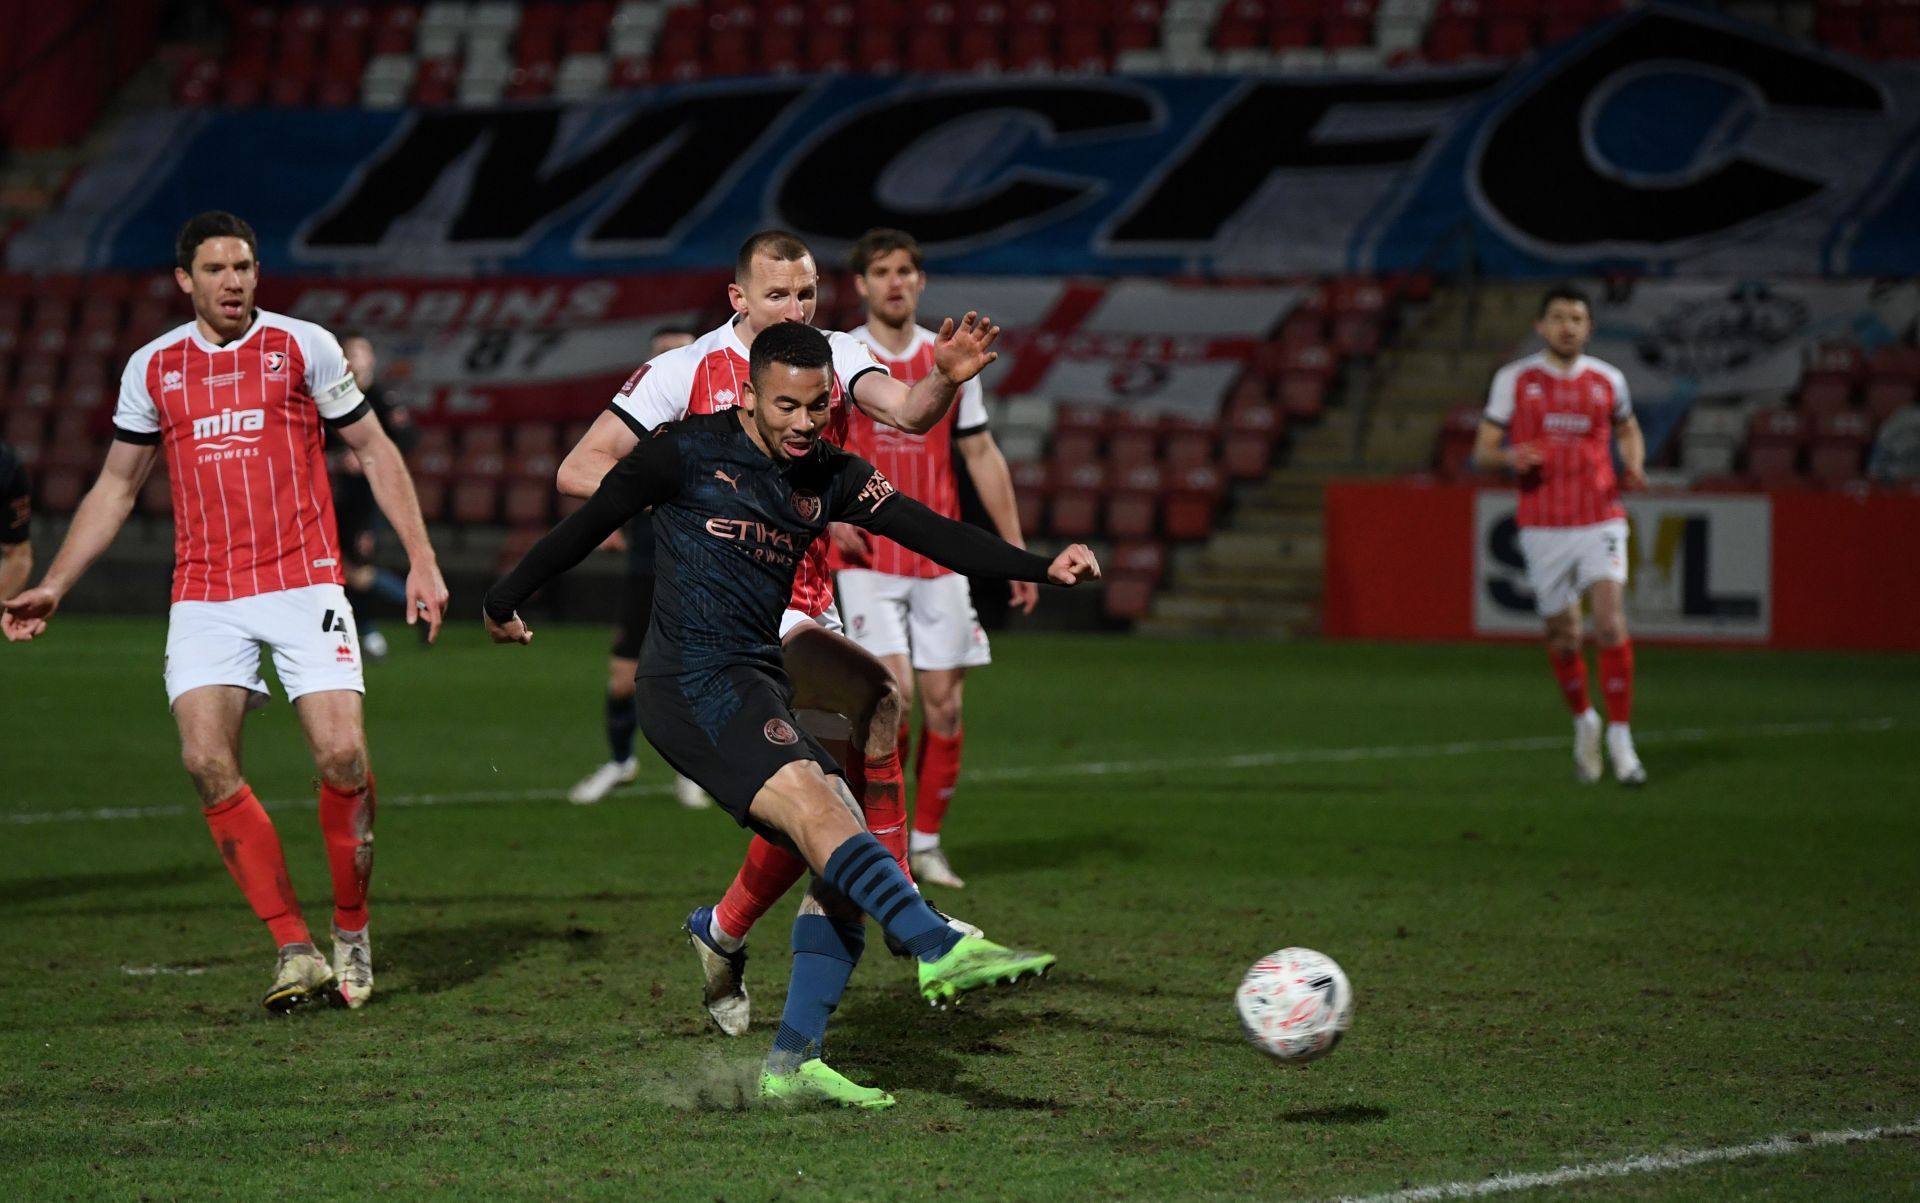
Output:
[607, 316, 889, 615]
[113, 310, 367, 604]
[830, 323, 988, 579]
[1483, 352, 1633, 528]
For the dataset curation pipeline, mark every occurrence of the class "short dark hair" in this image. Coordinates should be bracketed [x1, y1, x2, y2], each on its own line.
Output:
[176, 211, 259, 272]
[849, 228, 923, 275]
[1539, 283, 1591, 317]
[736, 229, 813, 282]
[749, 322, 832, 394]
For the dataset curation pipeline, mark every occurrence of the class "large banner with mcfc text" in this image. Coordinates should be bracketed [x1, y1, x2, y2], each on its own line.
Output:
[14, 5, 1920, 278]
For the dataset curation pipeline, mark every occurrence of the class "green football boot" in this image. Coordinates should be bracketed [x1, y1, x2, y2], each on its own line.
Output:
[758, 1059, 896, 1110]
[917, 935, 1056, 1007]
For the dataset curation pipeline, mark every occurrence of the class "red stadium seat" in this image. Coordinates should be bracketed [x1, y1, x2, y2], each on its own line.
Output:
[1484, 17, 1534, 57]
[854, 28, 901, 71]
[451, 479, 499, 525]
[1323, 18, 1371, 48]
[1278, 373, 1327, 422]
[957, 26, 1005, 69]
[806, 28, 853, 70]
[1807, 338, 1866, 381]
[1864, 378, 1917, 422]
[760, 26, 804, 71]
[1101, 571, 1157, 622]
[1048, 462, 1106, 538]
[1425, 18, 1477, 60]
[503, 479, 553, 526]
[1008, 24, 1055, 69]
[1109, 539, 1167, 586]
[1163, 422, 1215, 474]
[38, 464, 88, 513]
[1797, 372, 1854, 418]
[1104, 464, 1163, 539]
[1059, 26, 1107, 69]
[907, 27, 955, 71]
[1808, 411, 1872, 485]
[413, 475, 446, 523]
[1010, 460, 1048, 534]
[1221, 406, 1282, 478]
[1162, 466, 1222, 541]
[1870, 344, 1920, 381]
[462, 424, 506, 454]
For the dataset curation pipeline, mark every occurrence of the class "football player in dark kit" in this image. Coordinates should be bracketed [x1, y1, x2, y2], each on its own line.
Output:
[485, 323, 1099, 1110]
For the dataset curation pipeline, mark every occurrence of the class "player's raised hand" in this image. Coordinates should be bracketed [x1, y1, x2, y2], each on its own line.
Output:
[1, 585, 60, 642]
[485, 610, 533, 645]
[1508, 443, 1545, 472]
[405, 561, 451, 644]
[829, 521, 873, 566]
[1009, 579, 1040, 614]
[932, 312, 1002, 384]
[1046, 544, 1101, 586]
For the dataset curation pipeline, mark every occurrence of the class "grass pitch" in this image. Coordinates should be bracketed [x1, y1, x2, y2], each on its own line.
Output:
[3, 621, 1917, 1201]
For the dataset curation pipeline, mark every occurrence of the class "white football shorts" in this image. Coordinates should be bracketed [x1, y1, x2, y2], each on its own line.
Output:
[779, 599, 844, 640]
[1518, 518, 1629, 617]
[164, 582, 365, 707]
[837, 569, 992, 672]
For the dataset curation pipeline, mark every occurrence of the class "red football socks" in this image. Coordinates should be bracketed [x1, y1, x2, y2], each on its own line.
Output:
[1548, 646, 1593, 716]
[913, 727, 964, 838]
[860, 748, 912, 873]
[714, 836, 807, 942]
[319, 776, 376, 933]
[203, 784, 309, 948]
[1599, 641, 1635, 724]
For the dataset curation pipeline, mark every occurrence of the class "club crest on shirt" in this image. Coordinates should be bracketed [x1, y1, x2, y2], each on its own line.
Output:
[619, 364, 649, 396]
[264, 350, 287, 376]
[764, 718, 798, 746]
[791, 490, 821, 522]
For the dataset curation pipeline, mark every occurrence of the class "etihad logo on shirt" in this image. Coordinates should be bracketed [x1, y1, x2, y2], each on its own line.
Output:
[704, 516, 799, 567]
[192, 407, 267, 448]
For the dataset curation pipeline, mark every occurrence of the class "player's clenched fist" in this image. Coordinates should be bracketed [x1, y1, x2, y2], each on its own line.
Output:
[1047, 544, 1101, 586]
[485, 611, 533, 645]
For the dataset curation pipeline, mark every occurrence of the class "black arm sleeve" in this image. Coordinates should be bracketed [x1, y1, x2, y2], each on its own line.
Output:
[855, 492, 1053, 583]
[484, 434, 683, 622]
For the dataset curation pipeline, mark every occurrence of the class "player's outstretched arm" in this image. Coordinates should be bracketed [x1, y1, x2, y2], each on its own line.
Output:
[484, 435, 682, 639]
[2, 441, 154, 642]
[558, 410, 642, 498]
[844, 472, 1093, 587]
[335, 412, 450, 642]
[853, 313, 1001, 435]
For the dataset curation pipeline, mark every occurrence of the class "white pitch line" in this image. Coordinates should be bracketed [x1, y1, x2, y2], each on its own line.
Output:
[1325, 1118, 1920, 1203]
[2, 716, 1897, 827]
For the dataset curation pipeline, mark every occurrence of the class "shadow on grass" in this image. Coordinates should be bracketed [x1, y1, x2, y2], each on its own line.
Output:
[381, 918, 605, 998]
[1280, 1103, 1389, 1124]
[12, 889, 662, 921]
[0, 863, 223, 910]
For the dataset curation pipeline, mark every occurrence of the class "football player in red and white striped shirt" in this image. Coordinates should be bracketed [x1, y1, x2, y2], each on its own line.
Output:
[2, 212, 448, 1011]
[558, 230, 1001, 1036]
[1474, 284, 1649, 786]
[830, 228, 1035, 890]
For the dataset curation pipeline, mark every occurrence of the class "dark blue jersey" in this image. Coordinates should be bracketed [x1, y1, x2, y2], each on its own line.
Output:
[487, 410, 1054, 681]
[0, 441, 29, 545]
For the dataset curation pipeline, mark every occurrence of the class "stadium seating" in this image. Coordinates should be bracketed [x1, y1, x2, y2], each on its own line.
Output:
[177, 0, 1857, 111]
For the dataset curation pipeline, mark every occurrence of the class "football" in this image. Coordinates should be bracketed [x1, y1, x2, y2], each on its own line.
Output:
[1234, 947, 1352, 1063]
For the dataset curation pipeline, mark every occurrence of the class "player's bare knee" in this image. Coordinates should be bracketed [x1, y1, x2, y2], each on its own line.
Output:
[865, 679, 907, 752]
[313, 739, 368, 789]
[181, 748, 240, 803]
[1593, 617, 1628, 648]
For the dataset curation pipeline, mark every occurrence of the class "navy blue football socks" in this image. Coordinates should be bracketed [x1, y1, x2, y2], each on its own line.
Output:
[822, 832, 964, 962]
[766, 913, 865, 1074]
[605, 690, 637, 763]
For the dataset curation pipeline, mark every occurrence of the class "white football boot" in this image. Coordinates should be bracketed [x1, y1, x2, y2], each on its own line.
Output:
[569, 758, 638, 805]
[1573, 709, 1604, 784]
[262, 942, 334, 1014]
[673, 774, 714, 810]
[910, 845, 966, 889]
[332, 927, 374, 1009]
[1607, 724, 1648, 787]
